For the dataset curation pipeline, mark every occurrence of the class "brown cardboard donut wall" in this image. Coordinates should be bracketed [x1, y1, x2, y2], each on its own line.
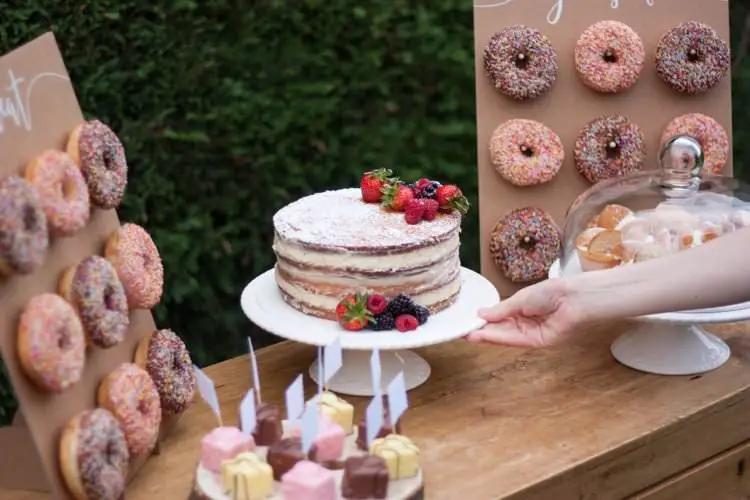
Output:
[473, 0, 732, 298]
[0, 33, 168, 497]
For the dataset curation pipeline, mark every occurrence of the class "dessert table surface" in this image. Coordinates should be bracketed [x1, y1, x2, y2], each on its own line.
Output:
[6, 321, 750, 500]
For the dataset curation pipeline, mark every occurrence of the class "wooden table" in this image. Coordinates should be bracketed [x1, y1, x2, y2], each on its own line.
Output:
[6, 321, 750, 500]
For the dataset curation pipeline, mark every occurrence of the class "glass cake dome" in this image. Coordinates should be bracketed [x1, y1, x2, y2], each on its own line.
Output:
[559, 135, 750, 276]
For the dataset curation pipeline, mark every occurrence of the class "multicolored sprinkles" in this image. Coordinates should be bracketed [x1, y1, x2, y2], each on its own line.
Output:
[490, 119, 564, 187]
[574, 21, 645, 93]
[77, 119, 128, 209]
[574, 115, 646, 184]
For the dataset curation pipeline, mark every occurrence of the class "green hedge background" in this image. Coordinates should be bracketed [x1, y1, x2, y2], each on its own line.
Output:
[0, 1, 749, 423]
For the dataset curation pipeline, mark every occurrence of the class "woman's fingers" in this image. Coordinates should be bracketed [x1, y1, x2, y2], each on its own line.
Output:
[464, 322, 539, 347]
[477, 299, 515, 322]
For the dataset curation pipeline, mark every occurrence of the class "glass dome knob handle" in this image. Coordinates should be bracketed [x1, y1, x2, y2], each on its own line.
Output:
[658, 135, 703, 195]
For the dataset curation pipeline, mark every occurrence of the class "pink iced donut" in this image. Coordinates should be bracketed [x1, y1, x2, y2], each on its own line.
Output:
[97, 363, 161, 457]
[25, 150, 90, 237]
[105, 223, 164, 309]
[0, 175, 48, 276]
[489, 119, 564, 186]
[661, 113, 729, 174]
[575, 21, 645, 93]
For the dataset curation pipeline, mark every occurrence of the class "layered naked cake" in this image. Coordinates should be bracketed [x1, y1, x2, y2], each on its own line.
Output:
[272, 188, 462, 319]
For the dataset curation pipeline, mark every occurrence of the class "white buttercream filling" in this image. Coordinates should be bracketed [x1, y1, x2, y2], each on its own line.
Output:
[273, 233, 460, 272]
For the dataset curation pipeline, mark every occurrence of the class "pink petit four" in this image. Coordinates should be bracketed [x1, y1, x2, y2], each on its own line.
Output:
[281, 460, 336, 500]
[290, 413, 345, 462]
[200, 426, 255, 473]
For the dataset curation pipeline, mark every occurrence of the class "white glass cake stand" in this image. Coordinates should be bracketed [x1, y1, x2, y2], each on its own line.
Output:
[549, 255, 750, 376]
[240, 267, 499, 396]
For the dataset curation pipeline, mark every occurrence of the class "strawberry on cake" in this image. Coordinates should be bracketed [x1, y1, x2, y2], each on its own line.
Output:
[272, 171, 469, 326]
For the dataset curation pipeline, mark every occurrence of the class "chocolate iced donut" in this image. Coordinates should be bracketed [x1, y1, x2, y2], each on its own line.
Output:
[661, 113, 729, 175]
[489, 207, 562, 283]
[483, 25, 558, 100]
[489, 119, 564, 186]
[655, 21, 730, 94]
[575, 21, 645, 93]
[574, 115, 646, 184]
[0, 175, 48, 276]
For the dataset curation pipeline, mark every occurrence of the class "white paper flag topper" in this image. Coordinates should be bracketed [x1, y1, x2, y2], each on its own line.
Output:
[247, 337, 262, 400]
[387, 372, 408, 426]
[285, 374, 304, 421]
[323, 336, 342, 384]
[300, 403, 319, 453]
[370, 349, 382, 396]
[365, 396, 383, 447]
[239, 389, 257, 436]
[193, 365, 221, 422]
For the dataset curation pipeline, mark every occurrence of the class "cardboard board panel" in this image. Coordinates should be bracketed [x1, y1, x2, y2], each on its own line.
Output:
[473, 0, 732, 297]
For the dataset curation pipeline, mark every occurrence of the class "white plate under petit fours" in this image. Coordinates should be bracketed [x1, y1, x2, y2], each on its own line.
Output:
[240, 267, 499, 396]
[194, 422, 424, 500]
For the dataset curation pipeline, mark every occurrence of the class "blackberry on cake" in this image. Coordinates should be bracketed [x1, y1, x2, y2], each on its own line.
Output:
[369, 312, 396, 331]
[413, 305, 430, 325]
[387, 293, 415, 316]
[272, 188, 463, 320]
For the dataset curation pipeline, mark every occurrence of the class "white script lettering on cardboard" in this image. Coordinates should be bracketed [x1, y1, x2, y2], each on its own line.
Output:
[476, 0, 714, 24]
[0, 69, 69, 134]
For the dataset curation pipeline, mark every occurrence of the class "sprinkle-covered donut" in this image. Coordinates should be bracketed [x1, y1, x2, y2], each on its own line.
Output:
[489, 119, 564, 187]
[574, 115, 646, 184]
[59, 255, 129, 349]
[25, 150, 90, 237]
[0, 175, 48, 276]
[66, 119, 128, 209]
[59, 408, 130, 500]
[655, 22, 730, 94]
[135, 329, 196, 416]
[574, 21, 645, 93]
[483, 25, 558, 101]
[489, 207, 562, 283]
[661, 113, 729, 175]
[17, 293, 85, 393]
[105, 223, 164, 309]
[97, 362, 162, 457]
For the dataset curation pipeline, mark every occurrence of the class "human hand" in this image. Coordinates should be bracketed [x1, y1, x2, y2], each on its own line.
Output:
[464, 278, 588, 348]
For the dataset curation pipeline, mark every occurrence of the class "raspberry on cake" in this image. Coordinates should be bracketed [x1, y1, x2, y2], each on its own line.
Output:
[272, 188, 462, 320]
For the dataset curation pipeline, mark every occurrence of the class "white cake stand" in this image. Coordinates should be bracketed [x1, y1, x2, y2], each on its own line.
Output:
[549, 256, 750, 376]
[240, 267, 499, 396]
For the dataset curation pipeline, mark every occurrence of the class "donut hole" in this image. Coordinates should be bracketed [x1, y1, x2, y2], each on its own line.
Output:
[605, 139, 621, 159]
[137, 399, 150, 415]
[22, 205, 38, 231]
[103, 285, 118, 310]
[61, 179, 77, 200]
[105, 441, 118, 464]
[513, 52, 530, 70]
[519, 145, 534, 157]
[602, 49, 618, 64]
[518, 234, 537, 250]
[172, 353, 182, 371]
[686, 48, 701, 63]
[56, 327, 71, 351]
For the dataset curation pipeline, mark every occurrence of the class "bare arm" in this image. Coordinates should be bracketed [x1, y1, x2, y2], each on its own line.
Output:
[568, 226, 750, 323]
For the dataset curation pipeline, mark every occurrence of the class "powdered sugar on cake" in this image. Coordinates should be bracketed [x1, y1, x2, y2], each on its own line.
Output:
[273, 189, 461, 252]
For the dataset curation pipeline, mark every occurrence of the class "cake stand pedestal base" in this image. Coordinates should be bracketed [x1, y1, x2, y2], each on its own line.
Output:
[611, 322, 731, 376]
[308, 349, 431, 396]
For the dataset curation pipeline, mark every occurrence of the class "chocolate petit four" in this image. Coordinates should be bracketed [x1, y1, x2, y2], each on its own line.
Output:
[220, 452, 273, 500]
[252, 403, 283, 446]
[370, 434, 420, 479]
[341, 455, 389, 499]
[267, 436, 306, 480]
[355, 397, 402, 451]
[281, 460, 336, 500]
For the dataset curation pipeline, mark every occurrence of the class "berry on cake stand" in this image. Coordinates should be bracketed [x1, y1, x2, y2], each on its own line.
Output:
[241, 173, 499, 396]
